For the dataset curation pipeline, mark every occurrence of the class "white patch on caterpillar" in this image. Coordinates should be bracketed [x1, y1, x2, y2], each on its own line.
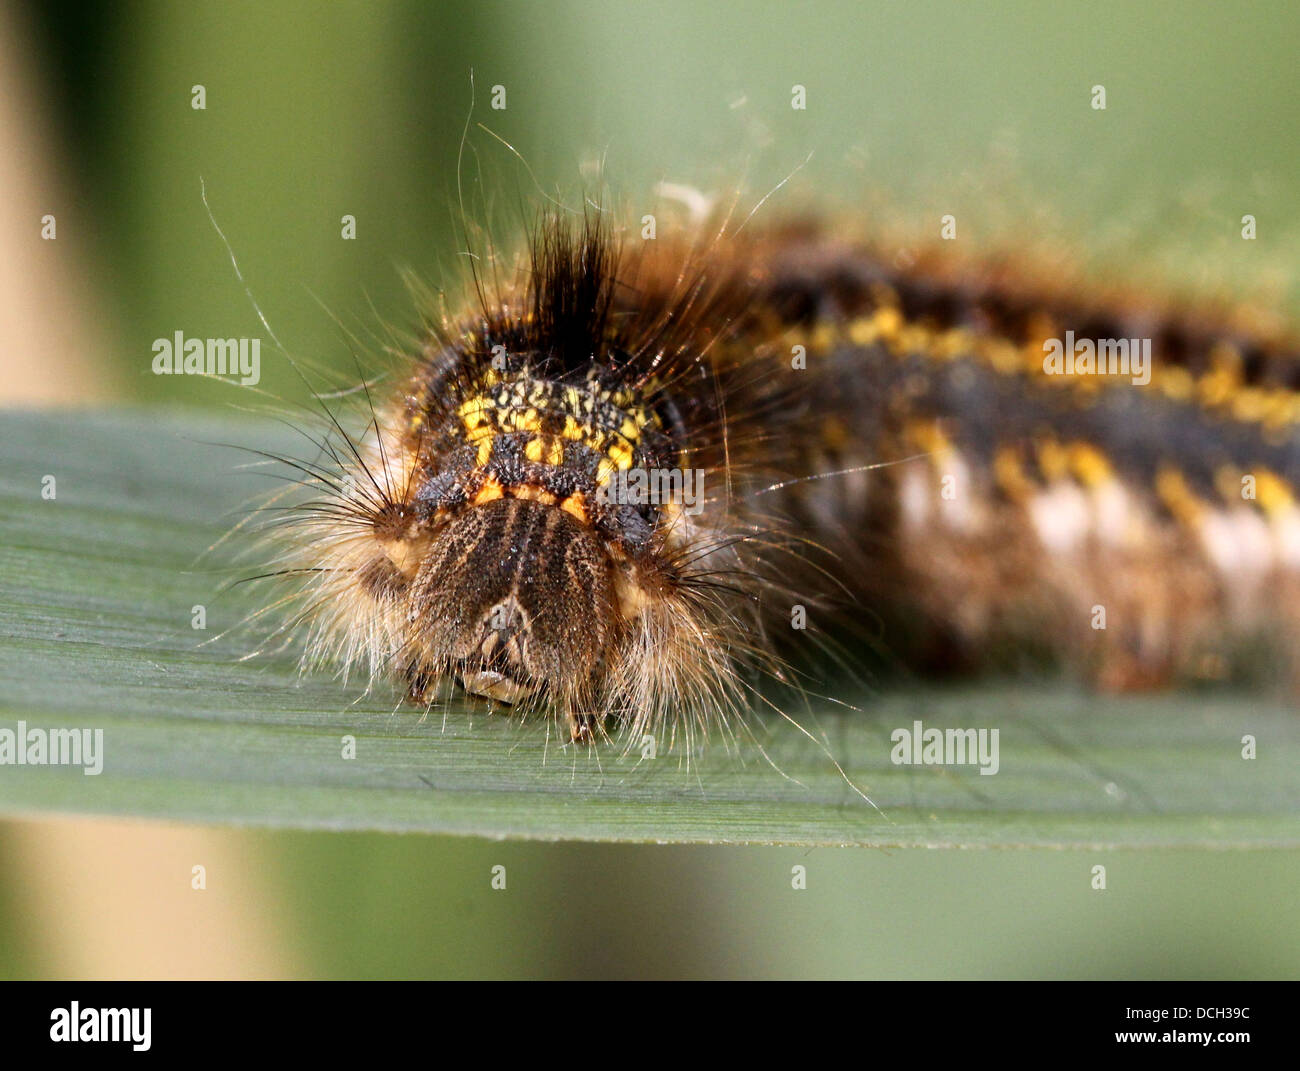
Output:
[899, 466, 932, 531]
[1092, 479, 1140, 548]
[1273, 506, 1300, 570]
[1029, 481, 1091, 555]
[1199, 506, 1272, 580]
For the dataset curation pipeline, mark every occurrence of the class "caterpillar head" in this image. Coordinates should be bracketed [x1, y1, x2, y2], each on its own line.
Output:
[276, 213, 779, 748]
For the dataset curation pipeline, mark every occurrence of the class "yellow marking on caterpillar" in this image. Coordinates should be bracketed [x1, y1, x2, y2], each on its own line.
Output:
[848, 316, 880, 347]
[852, 304, 1300, 436]
[510, 484, 559, 506]
[896, 324, 936, 355]
[935, 327, 972, 359]
[994, 445, 1035, 502]
[1197, 366, 1239, 408]
[1160, 367, 1195, 402]
[1036, 438, 1069, 482]
[1068, 442, 1114, 488]
[561, 415, 583, 441]
[471, 478, 505, 507]
[502, 407, 542, 434]
[1156, 466, 1205, 526]
[1253, 469, 1294, 517]
[983, 338, 1022, 375]
[458, 396, 493, 425]
[810, 322, 838, 355]
[907, 419, 954, 471]
[1230, 388, 1270, 424]
[459, 378, 653, 469]
[524, 436, 565, 466]
[874, 306, 903, 346]
[560, 493, 588, 524]
[1262, 389, 1300, 431]
[606, 437, 635, 471]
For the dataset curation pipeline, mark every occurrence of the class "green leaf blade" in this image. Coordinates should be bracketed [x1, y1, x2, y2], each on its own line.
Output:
[1, 410, 1296, 847]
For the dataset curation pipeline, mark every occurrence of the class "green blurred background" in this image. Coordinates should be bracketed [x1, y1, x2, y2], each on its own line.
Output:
[1, 0, 1297, 978]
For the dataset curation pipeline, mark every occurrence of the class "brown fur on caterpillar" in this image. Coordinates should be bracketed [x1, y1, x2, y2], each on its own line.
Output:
[274, 215, 797, 748]
[264, 209, 1300, 747]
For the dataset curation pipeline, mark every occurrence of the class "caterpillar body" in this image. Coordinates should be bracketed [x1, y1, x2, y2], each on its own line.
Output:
[268, 211, 1300, 749]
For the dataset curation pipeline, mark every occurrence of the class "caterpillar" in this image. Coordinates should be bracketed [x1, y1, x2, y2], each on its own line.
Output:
[261, 204, 1300, 751]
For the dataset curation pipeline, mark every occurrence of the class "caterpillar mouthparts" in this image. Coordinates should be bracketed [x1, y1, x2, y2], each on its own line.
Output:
[266, 208, 1300, 748]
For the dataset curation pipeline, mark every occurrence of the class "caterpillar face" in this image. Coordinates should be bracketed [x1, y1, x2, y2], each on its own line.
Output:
[269, 209, 1300, 749]
[411, 495, 613, 705]
[391, 355, 706, 738]
[283, 217, 771, 746]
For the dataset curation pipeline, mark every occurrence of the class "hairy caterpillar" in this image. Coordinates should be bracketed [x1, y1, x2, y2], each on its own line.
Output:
[260, 204, 1300, 750]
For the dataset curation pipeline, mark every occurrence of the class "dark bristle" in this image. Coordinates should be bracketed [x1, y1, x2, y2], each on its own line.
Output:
[527, 212, 619, 375]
